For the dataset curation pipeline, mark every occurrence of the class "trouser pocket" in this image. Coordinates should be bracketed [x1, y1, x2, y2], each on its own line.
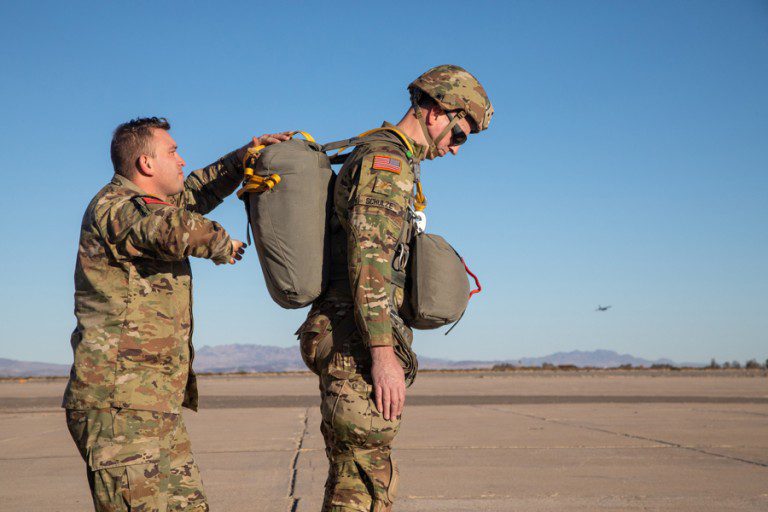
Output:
[297, 314, 333, 375]
[387, 457, 399, 503]
[88, 439, 166, 511]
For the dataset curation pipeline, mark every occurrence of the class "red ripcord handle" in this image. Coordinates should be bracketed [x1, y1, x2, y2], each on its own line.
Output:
[461, 258, 482, 298]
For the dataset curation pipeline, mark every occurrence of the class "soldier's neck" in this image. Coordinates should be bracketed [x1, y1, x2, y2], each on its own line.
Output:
[130, 175, 169, 202]
[396, 109, 429, 148]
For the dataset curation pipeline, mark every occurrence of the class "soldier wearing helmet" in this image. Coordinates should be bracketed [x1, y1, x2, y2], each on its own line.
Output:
[297, 64, 493, 511]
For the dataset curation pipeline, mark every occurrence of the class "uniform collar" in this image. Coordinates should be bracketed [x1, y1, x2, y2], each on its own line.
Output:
[111, 173, 162, 199]
[381, 122, 428, 162]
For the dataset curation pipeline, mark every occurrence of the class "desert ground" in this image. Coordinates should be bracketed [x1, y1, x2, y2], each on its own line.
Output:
[1, 370, 766, 511]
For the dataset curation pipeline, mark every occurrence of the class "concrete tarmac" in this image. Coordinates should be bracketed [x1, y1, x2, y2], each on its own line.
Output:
[1, 371, 766, 511]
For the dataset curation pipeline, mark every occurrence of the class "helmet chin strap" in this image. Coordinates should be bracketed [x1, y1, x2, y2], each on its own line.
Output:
[412, 100, 438, 159]
[412, 100, 463, 159]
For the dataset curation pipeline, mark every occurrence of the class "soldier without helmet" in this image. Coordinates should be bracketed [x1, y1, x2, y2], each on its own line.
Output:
[297, 64, 493, 512]
[62, 117, 290, 511]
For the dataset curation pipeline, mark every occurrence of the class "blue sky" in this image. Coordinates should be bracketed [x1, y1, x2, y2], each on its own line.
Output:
[0, 1, 766, 365]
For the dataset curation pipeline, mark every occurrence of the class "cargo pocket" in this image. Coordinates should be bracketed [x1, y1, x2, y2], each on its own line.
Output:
[297, 314, 333, 375]
[329, 378, 372, 447]
[364, 453, 399, 507]
[387, 457, 400, 503]
[89, 440, 165, 509]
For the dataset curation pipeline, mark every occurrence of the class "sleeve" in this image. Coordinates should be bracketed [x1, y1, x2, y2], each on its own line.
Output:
[102, 196, 233, 264]
[346, 152, 413, 348]
[169, 150, 244, 214]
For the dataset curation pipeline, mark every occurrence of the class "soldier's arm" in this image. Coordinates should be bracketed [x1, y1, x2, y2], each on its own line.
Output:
[171, 133, 293, 214]
[346, 152, 413, 348]
[102, 197, 233, 264]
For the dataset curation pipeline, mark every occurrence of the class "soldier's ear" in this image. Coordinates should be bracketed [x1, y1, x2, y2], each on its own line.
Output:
[425, 104, 443, 126]
[137, 154, 153, 176]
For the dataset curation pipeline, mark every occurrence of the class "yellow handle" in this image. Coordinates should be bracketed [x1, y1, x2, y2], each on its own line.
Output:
[240, 130, 315, 168]
[236, 173, 281, 198]
[238, 131, 315, 198]
[290, 131, 315, 142]
[414, 182, 427, 211]
[242, 144, 266, 170]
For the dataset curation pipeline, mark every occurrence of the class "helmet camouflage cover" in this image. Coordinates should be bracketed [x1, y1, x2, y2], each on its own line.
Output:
[408, 64, 494, 133]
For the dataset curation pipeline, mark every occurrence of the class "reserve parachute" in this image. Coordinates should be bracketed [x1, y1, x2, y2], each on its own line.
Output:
[400, 233, 481, 330]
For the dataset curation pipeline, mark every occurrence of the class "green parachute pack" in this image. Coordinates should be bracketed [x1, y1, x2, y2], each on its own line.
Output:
[237, 129, 479, 329]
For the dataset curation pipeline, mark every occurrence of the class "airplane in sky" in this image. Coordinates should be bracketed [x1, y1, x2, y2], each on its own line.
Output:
[595, 305, 612, 312]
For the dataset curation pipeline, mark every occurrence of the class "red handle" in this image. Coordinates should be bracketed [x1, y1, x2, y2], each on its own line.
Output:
[461, 258, 482, 298]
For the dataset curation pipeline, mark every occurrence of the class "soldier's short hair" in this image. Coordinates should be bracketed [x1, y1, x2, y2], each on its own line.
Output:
[411, 88, 437, 110]
[111, 117, 171, 177]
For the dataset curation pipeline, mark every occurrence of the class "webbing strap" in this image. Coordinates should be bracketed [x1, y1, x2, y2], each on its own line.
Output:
[320, 138, 355, 153]
[322, 126, 416, 160]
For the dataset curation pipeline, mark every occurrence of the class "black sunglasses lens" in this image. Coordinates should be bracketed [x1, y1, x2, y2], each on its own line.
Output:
[452, 124, 467, 146]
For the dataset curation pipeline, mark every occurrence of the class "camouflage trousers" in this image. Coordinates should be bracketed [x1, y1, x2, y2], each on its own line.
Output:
[65, 408, 208, 512]
[298, 300, 401, 512]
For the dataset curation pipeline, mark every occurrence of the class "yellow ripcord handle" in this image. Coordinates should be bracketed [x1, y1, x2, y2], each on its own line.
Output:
[414, 182, 426, 212]
[236, 131, 315, 198]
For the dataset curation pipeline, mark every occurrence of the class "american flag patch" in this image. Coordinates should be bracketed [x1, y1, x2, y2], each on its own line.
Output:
[372, 155, 402, 174]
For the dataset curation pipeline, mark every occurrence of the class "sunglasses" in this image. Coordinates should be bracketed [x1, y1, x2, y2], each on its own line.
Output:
[445, 111, 468, 146]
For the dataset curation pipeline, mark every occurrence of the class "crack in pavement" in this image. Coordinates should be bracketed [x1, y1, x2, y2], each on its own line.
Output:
[287, 407, 310, 512]
[480, 406, 768, 468]
[3, 395, 768, 411]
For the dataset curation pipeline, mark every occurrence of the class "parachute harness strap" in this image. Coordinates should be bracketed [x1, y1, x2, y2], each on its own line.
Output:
[236, 131, 315, 199]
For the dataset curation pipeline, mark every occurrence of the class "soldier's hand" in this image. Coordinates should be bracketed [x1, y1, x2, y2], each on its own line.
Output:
[228, 239, 246, 264]
[371, 346, 406, 421]
[236, 132, 293, 161]
[254, 132, 293, 146]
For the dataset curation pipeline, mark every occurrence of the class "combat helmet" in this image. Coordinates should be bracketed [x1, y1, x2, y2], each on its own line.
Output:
[408, 64, 493, 133]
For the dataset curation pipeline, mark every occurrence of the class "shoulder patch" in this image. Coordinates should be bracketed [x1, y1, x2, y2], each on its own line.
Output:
[372, 154, 402, 174]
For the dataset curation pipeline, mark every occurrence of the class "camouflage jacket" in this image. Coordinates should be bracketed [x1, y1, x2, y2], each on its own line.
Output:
[323, 123, 426, 348]
[62, 151, 243, 413]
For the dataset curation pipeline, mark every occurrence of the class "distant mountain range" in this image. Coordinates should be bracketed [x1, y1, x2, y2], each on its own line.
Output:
[0, 358, 71, 377]
[0, 347, 704, 377]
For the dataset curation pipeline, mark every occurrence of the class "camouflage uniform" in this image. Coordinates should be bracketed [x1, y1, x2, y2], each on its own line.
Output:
[298, 65, 493, 512]
[297, 125, 426, 512]
[63, 150, 244, 511]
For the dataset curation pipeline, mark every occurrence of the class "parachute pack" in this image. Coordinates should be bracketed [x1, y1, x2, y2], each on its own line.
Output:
[400, 233, 481, 330]
[237, 129, 480, 329]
